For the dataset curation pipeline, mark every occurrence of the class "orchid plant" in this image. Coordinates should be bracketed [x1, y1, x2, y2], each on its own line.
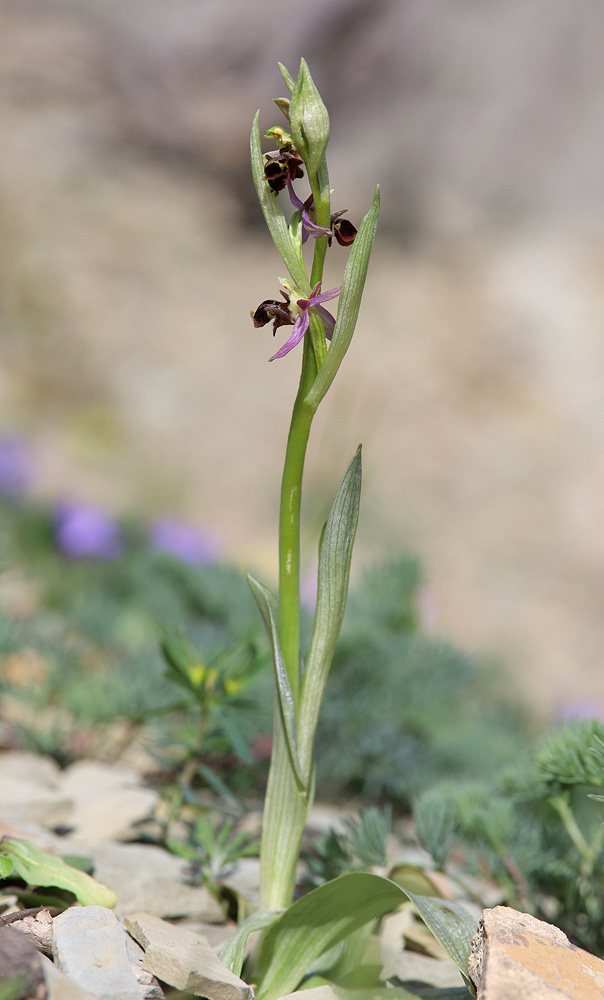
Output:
[247, 60, 379, 913]
[222, 62, 477, 999]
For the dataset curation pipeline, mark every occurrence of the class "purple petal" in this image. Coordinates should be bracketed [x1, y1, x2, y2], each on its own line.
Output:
[308, 284, 342, 306]
[317, 305, 336, 340]
[287, 180, 332, 241]
[269, 310, 309, 361]
[287, 178, 305, 211]
[301, 208, 332, 240]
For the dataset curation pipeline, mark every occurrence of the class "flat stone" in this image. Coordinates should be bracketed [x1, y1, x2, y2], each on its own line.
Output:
[53, 904, 145, 1000]
[58, 762, 158, 841]
[83, 842, 225, 922]
[0, 752, 72, 828]
[40, 953, 98, 1000]
[0, 751, 62, 786]
[220, 858, 261, 906]
[124, 912, 253, 1000]
[0, 923, 45, 999]
[468, 906, 604, 1000]
[381, 943, 464, 990]
[125, 936, 165, 999]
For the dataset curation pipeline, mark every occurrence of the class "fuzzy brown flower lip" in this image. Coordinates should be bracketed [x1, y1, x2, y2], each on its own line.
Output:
[263, 144, 304, 194]
[251, 292, 295, 335]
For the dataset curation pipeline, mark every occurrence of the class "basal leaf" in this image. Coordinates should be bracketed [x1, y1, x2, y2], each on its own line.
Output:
[253, 873, 476, 1000]
[219, 909, 282, 976]
[298, 447, 362, 771]
[404, 891, 477, 994]
[0, 838, 116, 908]
[255, 872, 404, 1000]
[247, 574, 306, 789]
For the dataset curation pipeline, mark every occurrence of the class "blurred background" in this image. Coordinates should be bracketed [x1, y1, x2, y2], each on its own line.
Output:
[1, 0, 604, 717]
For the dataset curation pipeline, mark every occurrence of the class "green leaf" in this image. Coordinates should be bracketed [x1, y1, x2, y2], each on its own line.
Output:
[278, 63, 296, 94]
[0, 838, 117, 908]
[253, 873, 476, 1000]
[247, 574, 306, 789]
[219, 909, 282, 976]
[0, 976, 28, 1000]
[255, 872, 404, 1000]
[0, 855, 14, 878]
[298, 447, 362, 771]
[404, 891, 477, 994]
[305, 187, 380, 409]
[250, 112, 309, 290]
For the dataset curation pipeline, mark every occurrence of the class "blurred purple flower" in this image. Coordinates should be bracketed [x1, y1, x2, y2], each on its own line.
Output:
[54, 500, 124, 559]
[150, 518, 219, 566]
[0, 436, 32, 498]
[555, 700, 604, 724]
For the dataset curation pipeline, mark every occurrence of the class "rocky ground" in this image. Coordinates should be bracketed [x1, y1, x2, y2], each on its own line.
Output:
[1, 749, 604, 1000]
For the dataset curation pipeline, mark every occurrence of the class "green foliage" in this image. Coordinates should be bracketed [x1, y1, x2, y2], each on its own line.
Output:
[306, 807, 393, 886]
[413, 788, 458, 870]
[0, 838, 116, 907]
[414, 719, 604, 956]
[167, 813, 259, 888]
[316, 557, 526, 805]
[243, 872, 475, 999]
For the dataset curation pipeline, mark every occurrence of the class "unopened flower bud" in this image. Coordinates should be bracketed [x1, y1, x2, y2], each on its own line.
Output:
[288, 59, 329, 179]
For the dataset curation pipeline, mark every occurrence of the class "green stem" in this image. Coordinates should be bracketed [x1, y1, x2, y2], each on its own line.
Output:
[277, 384, 315, 697]
[551, 794, 597, 870]
[259, 160, 331, 910]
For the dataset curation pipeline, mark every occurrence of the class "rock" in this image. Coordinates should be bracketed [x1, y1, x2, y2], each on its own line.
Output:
[381, 943, 464, 990]
[468, 905, 604, 1000]
[53, 905, 146, 1000]
[83, 842, 225, 922]
[58, 762, 157, 842]
[9, 906, 54, 954]
[0, 752, 72, 828]
[0, 923, 45, 999]
[124, 912, 253, 1000]
[40, 953, 98, 1000]
[125, 937, 165, 999]
[220, 858, 261, 906]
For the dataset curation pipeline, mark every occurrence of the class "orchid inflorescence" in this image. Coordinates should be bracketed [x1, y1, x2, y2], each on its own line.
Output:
[251, 74, 360, 362]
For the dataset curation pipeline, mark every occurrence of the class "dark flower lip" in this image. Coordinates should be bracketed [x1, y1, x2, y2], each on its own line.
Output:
[251, 295, 295, 335]
[263, 146, 304, 194]
[329, 210, 358, 247]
